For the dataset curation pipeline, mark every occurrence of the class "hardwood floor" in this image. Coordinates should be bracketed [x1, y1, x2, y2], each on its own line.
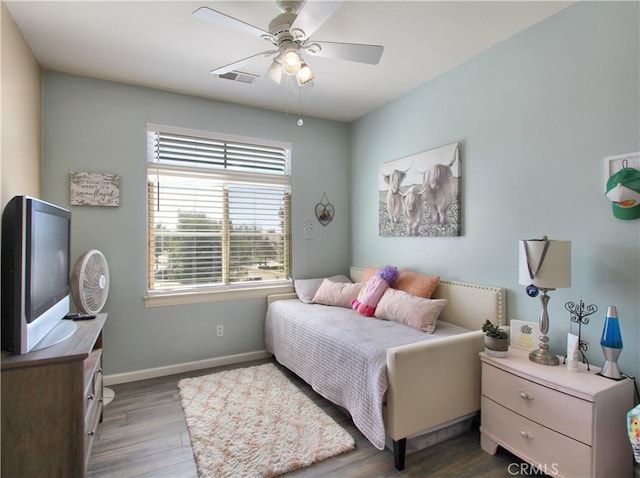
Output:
[88, 358, 533, 477]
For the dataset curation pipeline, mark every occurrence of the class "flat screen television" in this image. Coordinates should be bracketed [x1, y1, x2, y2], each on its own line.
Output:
[2, 196, 76, 354]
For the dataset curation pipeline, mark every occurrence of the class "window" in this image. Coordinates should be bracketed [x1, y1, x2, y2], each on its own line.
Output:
[146, 125, 291, 304]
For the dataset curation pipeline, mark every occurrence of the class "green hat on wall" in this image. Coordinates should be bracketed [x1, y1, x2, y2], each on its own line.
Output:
[606, 167, 640, 220]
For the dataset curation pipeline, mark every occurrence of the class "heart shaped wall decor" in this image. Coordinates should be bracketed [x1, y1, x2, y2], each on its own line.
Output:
[315, 193, 334, 226]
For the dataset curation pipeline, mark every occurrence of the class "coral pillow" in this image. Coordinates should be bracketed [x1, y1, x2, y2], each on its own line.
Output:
[312, 280, 364, 308]
[393, 270, 440, 298]
[359, 267, 378, 284]
[375, 288, 447, 333]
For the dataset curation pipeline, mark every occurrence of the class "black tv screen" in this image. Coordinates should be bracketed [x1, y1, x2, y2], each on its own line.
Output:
[26, 200, 71, 323]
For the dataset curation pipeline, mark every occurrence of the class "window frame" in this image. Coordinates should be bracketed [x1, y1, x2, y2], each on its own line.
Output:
[144, 124, 293, 307]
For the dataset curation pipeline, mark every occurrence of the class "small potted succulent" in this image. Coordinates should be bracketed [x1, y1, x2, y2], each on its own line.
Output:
[482, 319, 509, 357]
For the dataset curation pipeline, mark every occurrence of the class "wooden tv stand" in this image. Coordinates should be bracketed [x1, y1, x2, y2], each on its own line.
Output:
[1, 313, 107, 477]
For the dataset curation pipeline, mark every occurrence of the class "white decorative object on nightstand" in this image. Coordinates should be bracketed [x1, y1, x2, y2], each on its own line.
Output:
[480, 348, 634, 478]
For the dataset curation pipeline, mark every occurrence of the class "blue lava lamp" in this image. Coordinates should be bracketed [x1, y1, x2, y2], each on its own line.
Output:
[598, 306, 624, 380]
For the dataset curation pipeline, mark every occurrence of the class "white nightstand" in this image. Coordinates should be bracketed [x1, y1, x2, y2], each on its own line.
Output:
[480, 348, 634, 478]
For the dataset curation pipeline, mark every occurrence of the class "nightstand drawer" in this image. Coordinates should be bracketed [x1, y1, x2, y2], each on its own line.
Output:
[482, 363, 592, 444]
[482, 396, 591, 478]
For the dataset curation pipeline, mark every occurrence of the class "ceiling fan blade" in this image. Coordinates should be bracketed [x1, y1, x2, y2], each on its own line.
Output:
[211, 51, 277, 75]
[309, 41, 384, 65]
[290, 1, 345, 39]
[193, 6, 268, 39]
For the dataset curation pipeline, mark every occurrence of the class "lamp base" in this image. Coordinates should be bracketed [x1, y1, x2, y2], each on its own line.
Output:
[529, 348, 560, 366]
[597, 360, 624, 380]
[597, 346, 623, 380]
[528, 289, 559, 366]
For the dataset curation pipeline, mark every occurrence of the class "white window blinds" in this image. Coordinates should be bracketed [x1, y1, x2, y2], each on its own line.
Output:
[149, 130, 289, 175]
[147, 126, 291, 293]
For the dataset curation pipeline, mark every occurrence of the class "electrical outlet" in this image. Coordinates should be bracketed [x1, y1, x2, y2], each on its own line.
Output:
[216, 325, 224, 337]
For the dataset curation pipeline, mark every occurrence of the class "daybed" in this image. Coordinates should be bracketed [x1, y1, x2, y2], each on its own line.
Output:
[265, 266, 505, 470]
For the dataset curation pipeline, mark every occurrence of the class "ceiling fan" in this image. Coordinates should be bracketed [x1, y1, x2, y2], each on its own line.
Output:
[193, 0, 384, 87]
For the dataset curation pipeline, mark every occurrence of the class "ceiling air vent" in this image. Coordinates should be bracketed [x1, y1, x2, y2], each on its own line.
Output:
[218, 71, 258, 84]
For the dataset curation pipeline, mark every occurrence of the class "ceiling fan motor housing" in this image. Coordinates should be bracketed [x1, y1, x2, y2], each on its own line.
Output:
[269, 12, 297, 40]
[276, 0, 302, 15]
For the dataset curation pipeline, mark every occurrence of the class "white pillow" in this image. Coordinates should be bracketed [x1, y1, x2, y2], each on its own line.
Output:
[294, 274, 351, 303]
[375, 288, 448, 333]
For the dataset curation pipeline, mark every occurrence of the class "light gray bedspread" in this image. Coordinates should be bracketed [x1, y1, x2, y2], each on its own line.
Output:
[264, 299, 469, 450]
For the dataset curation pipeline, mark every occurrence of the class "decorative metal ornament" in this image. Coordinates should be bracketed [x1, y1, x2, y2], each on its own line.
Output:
[315, 192, 334, 226]
[564, 298, 597, 370]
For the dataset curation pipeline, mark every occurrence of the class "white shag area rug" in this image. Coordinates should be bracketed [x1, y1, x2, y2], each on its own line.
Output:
[178, 363, 355, 478]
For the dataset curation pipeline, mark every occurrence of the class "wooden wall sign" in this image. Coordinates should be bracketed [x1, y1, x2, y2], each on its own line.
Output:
[70, 172, 120, 206]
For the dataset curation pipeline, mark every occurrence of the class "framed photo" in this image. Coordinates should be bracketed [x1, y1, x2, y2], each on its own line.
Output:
[378, 142, 461, 237]
[509, 320, 539, 351]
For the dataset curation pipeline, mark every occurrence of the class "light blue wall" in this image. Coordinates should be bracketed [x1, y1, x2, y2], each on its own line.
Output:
[41, 2, 639, 380]
[42, 73, 351, 374]
[350, 2, 639, 379]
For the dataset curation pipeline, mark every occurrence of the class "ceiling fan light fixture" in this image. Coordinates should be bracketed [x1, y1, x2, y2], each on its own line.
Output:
[266, 59, 283, 84]
[296, 62, 314, 86]
[282, 49, 301, 74]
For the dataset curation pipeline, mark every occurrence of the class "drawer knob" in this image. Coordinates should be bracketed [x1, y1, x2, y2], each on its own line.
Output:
[519, 430, 533, 439]
[519, 391, 534, 400]
[88, 431, 95, 437]
[87, 393, 95, 401]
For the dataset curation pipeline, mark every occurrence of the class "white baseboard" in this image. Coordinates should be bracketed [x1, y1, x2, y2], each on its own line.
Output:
[104, 350, 272, 386]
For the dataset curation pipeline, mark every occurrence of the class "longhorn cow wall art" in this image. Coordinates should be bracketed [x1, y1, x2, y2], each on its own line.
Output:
[379, 142, 461, 237]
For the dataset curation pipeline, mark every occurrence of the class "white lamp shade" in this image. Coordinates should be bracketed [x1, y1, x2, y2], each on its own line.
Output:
[296, 63, 314, 86]
[266, 60, 282, 84]
[282, 50, 301, 74]
[519, 239, 571, 288]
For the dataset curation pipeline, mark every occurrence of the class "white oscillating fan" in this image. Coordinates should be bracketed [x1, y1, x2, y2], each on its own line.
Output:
[71, 250, 114, 405]
[71, 250, 110, 314]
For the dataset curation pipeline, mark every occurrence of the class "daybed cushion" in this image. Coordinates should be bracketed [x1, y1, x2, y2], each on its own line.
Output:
[375, 288, 448, 333]
[265, 299, 470, 450]
[294, 274, 352, 303]
[312, 279, 363, 308]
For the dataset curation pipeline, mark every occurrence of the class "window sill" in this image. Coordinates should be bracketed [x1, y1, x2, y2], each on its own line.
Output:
[144, 283, 295, 308]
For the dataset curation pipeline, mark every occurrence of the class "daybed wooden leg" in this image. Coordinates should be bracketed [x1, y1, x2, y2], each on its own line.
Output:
[393, 438, 406, 471]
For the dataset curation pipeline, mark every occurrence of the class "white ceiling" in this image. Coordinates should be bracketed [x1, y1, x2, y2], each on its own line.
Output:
[6, 1, 572, 122]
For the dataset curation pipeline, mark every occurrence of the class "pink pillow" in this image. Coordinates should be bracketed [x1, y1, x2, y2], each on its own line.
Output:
[375, 288, 447, 333]
[312, 280, 363, 308]
[352, 275, 390, 316]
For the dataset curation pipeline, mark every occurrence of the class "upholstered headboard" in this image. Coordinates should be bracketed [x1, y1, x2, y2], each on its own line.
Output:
[350, 266, 505, 330]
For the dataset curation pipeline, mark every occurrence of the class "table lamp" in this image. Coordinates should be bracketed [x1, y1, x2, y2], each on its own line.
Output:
[519, 236, 572, 365]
